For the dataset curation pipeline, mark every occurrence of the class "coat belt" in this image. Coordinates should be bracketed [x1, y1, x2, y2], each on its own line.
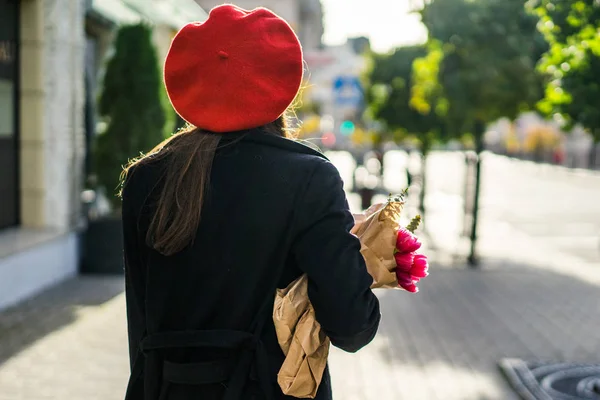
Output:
[139, 329, 273, 400]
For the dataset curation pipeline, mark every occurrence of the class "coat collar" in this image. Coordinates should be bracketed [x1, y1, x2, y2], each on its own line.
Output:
[221, 128, 330, 161]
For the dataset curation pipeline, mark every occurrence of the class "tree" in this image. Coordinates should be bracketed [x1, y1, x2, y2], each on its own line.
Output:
[530, 0, 600, 167]
[95, 23, 166, 208]
[365, 46, 445, 213]
[366, 46, 447, 143]
[411, 0, 547, 265]
[415, 0, 546, 129]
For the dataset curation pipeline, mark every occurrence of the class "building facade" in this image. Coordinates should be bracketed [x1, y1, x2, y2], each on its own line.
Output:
[303, 38, 371, 150]
[0, 0, 86, 310]
[0, 0, 207, 311]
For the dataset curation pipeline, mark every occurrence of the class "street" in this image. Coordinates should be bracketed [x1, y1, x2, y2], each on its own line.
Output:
[1, 152, 599, 399]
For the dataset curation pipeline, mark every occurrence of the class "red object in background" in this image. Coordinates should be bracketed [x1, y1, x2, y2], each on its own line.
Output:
[553, 149, 565, 164]
[321, 132, 336, 147]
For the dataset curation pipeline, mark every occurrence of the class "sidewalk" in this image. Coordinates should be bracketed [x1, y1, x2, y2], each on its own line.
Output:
[0, 278, 129, 400]
[328, 244, 600, 400]
[1, 206, 600, 399]
[337, 184, 600, 399]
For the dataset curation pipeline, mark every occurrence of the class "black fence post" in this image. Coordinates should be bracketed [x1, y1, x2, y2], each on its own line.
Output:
[462, 151, 476, 238]
[468, 121, 485, 267]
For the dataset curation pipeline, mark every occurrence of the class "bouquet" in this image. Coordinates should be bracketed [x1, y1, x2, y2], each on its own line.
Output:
[273, 193, 429, 398]
[353, 193, 428, 292]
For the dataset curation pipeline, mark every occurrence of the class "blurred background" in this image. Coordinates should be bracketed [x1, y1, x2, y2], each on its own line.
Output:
[0, 0, 599, 399]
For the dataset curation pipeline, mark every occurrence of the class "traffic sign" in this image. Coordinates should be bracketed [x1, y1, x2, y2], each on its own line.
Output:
[333, 76, 363, 106]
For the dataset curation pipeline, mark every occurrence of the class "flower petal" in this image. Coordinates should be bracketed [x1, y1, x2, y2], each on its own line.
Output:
[399, 281, 419, 293]
[394, 252, 414, 271]
[396, 269, 421, 292]
[396, 270, 412, 284]
[396, 228, 422, 253]
[411, 254, 429, 278]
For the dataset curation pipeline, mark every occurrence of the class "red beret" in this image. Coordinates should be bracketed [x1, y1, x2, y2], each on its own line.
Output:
[164, 4, 304, 133]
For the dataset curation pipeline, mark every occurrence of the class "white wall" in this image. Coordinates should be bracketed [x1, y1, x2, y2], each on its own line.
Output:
[0, 233, 79, 310]
[43, 0, 86, 230]
[20, 0, 86, 230]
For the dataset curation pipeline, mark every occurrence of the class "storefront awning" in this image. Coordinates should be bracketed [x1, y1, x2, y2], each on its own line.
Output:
[123, 0, 208, 29]
[89, 0, 142, 25]
[89, 0, 207, 28]
[158, 0, 209, 27]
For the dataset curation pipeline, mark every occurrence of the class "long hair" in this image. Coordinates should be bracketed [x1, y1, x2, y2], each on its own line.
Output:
[120, 114, 294, 256]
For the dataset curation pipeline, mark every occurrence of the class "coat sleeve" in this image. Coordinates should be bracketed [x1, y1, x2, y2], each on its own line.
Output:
[121, 167, 147, 371]
[291, 159, 381, 353]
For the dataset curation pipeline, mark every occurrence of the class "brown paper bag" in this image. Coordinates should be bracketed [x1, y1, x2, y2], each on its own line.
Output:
[274, 274, 330, 398]
[355, 200, 403, 289]
[273, 201, 404, 398]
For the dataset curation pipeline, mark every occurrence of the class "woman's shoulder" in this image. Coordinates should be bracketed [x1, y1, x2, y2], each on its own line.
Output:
[121, 156, 165, 200]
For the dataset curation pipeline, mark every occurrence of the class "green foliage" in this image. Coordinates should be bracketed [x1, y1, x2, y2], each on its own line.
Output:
[406, 215, 422, 233]
[410, 40, 447, 117]
[412, 0, 547, 138]
[529, 0, 600, 142]
[160, 84, 179, 136]
[365, 46, 444, 148]
[95, 23, 166, 206]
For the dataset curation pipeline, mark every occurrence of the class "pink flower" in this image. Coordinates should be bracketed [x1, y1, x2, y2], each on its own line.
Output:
[396, 228, 421, 253]
[396, 271, 419, 293]
[394, 252, 414, 272]
[395, 254, 429, 293]
[411, 254, 429, 278]
[393, 227, 429, 293]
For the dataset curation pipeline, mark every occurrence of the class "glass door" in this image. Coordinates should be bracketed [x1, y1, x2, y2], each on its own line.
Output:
[0, 0, 19, 229]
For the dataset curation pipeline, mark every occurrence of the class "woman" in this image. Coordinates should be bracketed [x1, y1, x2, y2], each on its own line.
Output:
[121, 4, 380, 400]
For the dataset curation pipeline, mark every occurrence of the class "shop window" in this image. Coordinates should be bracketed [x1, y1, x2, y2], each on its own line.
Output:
[0, 0, 19, 229]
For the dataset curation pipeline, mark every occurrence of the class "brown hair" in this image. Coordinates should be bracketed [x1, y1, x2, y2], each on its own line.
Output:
[120, 115, 295, 256]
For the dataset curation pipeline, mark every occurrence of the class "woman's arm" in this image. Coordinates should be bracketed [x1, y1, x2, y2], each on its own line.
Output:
[291, 159, 381, 353]
[121, 167, 147, 370]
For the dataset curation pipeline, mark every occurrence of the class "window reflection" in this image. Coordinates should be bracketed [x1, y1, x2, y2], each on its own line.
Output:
[0, 79, 13, 137]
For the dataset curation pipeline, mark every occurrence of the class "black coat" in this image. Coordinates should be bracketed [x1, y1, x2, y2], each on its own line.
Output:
[122, 129, 381, 400]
